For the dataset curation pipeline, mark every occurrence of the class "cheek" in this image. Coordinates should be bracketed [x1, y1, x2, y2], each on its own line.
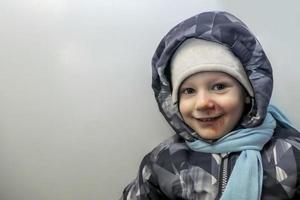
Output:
[225, 99, 241, 110]
[222, 91, 245, 110]
[179, 100, 191, 117]
[223, 96, 245, 120]
[179, 102, 186, 116]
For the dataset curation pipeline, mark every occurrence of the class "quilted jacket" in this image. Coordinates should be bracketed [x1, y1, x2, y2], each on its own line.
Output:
[121, 11, 300, 200]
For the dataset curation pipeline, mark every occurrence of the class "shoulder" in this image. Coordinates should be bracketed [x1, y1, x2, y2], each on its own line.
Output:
[265, 122, 300, 152]
[261, 122, 300, 170]
[135, 135, 189, 186]
[145, 134, 189, 164]
[137, 134, 193, 178]
[261, 122, 300, 198]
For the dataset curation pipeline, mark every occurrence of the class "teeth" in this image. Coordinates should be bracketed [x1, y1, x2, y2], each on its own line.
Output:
[198, 116, 219, 122]
[202, 118, 213, 122]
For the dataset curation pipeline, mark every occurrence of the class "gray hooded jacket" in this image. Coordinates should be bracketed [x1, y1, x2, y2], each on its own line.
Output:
[121, 11, 300, 200]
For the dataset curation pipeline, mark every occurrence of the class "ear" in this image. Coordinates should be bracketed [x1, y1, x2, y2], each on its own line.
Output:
[245, 96, 251, 104]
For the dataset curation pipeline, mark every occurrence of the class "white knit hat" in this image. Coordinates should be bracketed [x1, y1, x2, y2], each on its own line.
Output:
[170, 38, 254, 104]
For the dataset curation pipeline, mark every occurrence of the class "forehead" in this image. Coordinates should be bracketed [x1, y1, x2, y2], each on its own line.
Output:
[181, 71, 238, 85]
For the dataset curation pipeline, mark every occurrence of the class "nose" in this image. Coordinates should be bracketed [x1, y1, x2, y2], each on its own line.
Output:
[194, 90, 215, 110]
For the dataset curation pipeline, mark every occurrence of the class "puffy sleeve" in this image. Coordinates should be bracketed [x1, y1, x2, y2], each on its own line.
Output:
[292, 144, 300, 199]
[294, 185, 300, 200]
[120, 153, 168, 200]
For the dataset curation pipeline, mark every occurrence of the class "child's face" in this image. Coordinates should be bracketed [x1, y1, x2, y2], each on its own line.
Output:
[179, 71, 246, 140]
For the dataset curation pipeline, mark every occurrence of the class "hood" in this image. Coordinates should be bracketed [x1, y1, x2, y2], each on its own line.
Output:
[151, 11, 273, 141]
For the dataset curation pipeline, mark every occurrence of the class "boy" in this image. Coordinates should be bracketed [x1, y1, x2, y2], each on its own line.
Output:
[121, 11, 300, 200]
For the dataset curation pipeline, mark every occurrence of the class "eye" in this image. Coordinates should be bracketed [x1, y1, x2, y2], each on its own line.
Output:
[212, 83, 226, 91]
[181, 87, 195, 95]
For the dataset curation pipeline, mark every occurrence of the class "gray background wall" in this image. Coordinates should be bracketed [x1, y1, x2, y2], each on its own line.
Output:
[0, 0, 299, 200]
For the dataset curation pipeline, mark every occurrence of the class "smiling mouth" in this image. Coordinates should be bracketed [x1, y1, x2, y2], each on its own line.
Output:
[196, 115, 223, 122]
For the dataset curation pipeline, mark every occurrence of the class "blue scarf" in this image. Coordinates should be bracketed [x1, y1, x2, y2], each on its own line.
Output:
[186, 105, 295, 200]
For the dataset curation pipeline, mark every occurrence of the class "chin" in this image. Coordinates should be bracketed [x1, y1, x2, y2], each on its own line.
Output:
[196, 130, 226, 140]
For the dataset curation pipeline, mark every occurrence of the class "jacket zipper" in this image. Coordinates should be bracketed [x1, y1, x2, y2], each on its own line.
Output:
[219, 153, 229, 196]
